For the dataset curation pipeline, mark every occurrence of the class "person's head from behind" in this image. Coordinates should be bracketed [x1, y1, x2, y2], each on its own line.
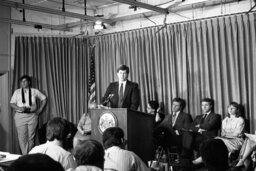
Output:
[103, 127, 125, 149]
[117, 65, 129, 82]
[201, 98, 214, 114]
[147, 100, 159, 114]
[73, 139, 104, 169]
[8, 153, 64, 171]
[172, 98, 186, 112]
[46, 117, 69, 142]
[200, 139, 229, 171]
[19, 75, 32, 88]
[228, 101, 241, 118]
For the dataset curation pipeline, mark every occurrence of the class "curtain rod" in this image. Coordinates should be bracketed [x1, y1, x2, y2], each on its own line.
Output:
[89, 10, 256, 38]
[14, 10, 256, 38]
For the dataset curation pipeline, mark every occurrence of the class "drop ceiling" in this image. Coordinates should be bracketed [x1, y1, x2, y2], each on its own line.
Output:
[0, 0, 246, 33]
[11, 0, 116, 10]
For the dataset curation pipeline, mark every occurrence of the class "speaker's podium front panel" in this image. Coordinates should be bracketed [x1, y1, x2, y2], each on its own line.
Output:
[91, 108, 155, 163]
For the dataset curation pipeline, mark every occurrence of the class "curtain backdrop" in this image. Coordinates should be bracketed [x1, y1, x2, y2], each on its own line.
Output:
[11, 12, 256, 153]
[92, 12, 256, 132]
[11, 36, 90, 153]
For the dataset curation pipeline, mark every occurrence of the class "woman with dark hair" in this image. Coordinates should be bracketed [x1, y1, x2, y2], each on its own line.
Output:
[147, 100, 165, 124]
[216, 102, 245, 153]
[193, 102, 245, 164]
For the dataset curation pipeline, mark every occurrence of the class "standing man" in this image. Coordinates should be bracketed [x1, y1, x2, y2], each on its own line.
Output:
[153, 98, 192, 154]
[182, 98, 221, 159]
[102, 65, 140, 110]
[10, 75, 47, 154]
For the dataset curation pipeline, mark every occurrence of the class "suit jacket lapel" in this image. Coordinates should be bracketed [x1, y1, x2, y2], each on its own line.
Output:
[114, 82, 119, 95]
[122, 80, 130, 101]
[174, 112, 181, 126]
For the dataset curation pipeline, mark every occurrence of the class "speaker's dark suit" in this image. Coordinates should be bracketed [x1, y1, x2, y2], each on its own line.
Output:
[182, 112, 221, 157]
[102, 80, 140, 110]
[153, 112, 193, 151]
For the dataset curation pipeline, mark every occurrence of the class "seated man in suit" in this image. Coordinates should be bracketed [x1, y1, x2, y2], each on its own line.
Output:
[101, 64, 140, 110]
[153, 98, 193, 155]
[182, 98, 221, 160]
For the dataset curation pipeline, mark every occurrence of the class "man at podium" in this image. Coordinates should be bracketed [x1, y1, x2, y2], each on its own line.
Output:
[102, 65, 140, 110]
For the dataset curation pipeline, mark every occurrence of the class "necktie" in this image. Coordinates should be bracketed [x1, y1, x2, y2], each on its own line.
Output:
[200, 114, 207, 124]
[118, 83, 124, 108]
[172, 113, 176, 126]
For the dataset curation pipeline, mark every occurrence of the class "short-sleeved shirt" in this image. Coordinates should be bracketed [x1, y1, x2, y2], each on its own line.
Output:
[29, 141, 76, 170]
[10, 88, 46, 111]
[104, 146, 149, 171]
[67, 165, 102, 171]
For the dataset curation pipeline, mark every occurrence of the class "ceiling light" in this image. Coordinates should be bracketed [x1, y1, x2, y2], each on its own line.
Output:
[94, 20, 106, 30]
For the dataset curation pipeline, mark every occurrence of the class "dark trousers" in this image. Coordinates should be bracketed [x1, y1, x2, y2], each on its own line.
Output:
[181, 130, 214, 159]
[153, 126, 184, 154]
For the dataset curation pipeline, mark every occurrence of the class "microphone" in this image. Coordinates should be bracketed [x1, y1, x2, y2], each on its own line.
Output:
[103, 93, 114, 106]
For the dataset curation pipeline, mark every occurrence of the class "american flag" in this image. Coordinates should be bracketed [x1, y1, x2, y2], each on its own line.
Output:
[88, 44, 96, 105]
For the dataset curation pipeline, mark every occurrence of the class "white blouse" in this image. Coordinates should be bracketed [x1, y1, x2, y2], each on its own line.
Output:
[221, 116, 245, 138]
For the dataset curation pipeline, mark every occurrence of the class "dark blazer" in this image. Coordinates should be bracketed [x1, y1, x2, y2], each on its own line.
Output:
[102, 80, 140, 110]
[159, 111, 193, 134]
[190, 112, 221, 138]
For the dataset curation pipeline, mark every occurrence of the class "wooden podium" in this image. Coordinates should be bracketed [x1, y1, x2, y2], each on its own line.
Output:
[90, 108, 155, 163]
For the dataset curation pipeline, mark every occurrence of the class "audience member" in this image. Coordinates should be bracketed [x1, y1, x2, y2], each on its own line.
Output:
[101, 65, 140, 110]
[147, 100, 165, 124]
[29, 117, 76, 170]
[182, 98, 221, 159]
[193, 102, 245, 164]
[200, 139, 229, 171]
[153, 98, 192, 156]
[235, 135, 256, 170]
[73, 101, 96, 148]
[67, 139, 104, 171]
[10, 75, 47, 154]
[103, 127, 149, 171]
[8, 153, 64, 171]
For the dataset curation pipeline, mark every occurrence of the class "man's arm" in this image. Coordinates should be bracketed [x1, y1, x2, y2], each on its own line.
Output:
[200, 114, 221, 131]
[102, 83, 114, 106]
[189, 116, 201, 132]
[130, 83, 140, 110]
[10, 103, 26, 112]
[183, 113, 193, 129]
[34, 98, 47, 115]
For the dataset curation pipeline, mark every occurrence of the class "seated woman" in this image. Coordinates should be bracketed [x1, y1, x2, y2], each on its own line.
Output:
[193, 102, 245, 164]
[235, 134, 256, 169]
[147, 100, 165, 124]
[73, 101, 96, 148]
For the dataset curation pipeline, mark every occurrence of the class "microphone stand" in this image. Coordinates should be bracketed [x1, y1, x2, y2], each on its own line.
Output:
[102, 94, 113, 107]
